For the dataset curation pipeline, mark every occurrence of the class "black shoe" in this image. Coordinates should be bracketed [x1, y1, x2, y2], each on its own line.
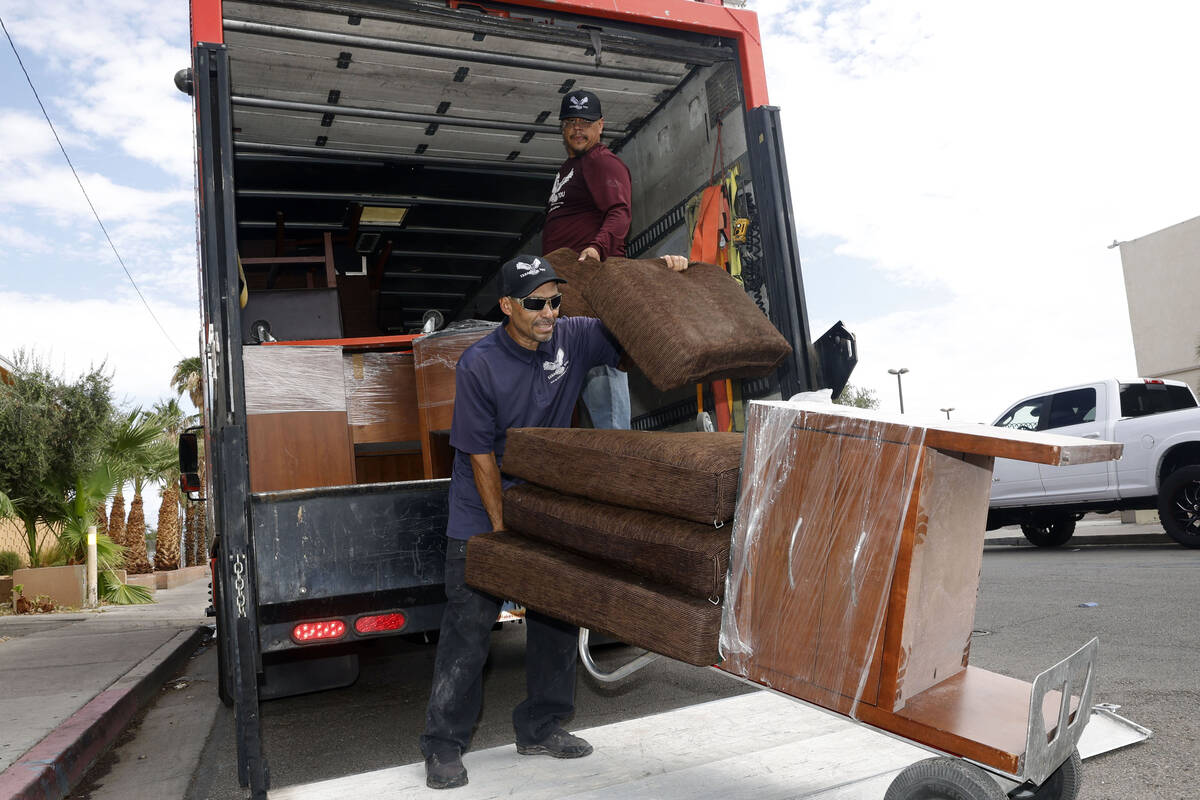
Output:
[516, 728, 594, 759]
[425, 752, 468, 789]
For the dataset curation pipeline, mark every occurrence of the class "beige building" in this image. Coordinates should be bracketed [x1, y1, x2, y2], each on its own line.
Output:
[1118, 215, 1200, 391]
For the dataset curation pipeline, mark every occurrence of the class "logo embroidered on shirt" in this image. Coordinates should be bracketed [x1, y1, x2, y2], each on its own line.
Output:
[542, 347, 568, 383]
[567, 95, 590, 112]
[516, 258, 546, 278]
[548, 168, 574, 210]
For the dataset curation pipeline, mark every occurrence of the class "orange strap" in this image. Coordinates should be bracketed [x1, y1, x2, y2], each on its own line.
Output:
[688, 185, 724, 264]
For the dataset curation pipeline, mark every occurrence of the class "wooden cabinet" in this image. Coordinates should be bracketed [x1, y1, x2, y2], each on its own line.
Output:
[243, 346, 355, 493]
[720, 401, 1121, 775]
[412, 325, 495, 479]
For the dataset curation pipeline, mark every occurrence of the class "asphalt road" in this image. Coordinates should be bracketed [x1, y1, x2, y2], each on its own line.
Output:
[77, 540, 1198, 800]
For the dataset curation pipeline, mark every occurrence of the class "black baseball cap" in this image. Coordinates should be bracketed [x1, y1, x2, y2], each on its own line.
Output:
[559, 90, 602, 121]
[500, 254, 567, 298]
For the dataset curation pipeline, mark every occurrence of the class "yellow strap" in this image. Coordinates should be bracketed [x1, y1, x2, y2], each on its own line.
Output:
[237, 254, 248, 308]
[723, 167, 743, 284]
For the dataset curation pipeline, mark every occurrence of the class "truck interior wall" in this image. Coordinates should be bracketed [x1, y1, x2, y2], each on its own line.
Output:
[619, 62, 748, 241]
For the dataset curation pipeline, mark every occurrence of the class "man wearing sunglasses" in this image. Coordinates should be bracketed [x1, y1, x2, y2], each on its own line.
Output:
[421, 253, 622, 790]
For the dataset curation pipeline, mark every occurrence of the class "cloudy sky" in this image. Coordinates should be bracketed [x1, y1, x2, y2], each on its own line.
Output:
[1, 1, 1197, 506]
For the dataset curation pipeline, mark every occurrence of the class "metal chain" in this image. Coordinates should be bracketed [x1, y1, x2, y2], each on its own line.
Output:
[232, 552, 248, 618]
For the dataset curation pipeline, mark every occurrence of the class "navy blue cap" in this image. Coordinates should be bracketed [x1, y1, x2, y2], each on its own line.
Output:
[499, 254, 567, 298]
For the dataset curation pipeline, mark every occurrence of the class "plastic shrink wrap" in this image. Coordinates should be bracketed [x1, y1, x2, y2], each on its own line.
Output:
[343, 351, 422, 450]
[719, 399, 928, 719]
[412, 321, 498, 431]
[242, 345, 346, 414]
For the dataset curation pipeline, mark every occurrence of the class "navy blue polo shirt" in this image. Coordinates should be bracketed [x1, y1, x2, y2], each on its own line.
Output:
[446, 316, 621, 539]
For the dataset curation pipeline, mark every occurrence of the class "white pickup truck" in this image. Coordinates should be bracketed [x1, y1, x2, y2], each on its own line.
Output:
[988, 378, 1200, 548]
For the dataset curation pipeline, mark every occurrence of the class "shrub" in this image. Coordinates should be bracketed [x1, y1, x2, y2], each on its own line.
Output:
[0, 549, 20, 576]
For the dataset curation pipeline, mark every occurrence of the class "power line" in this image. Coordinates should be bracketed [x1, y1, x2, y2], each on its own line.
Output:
[0, 13, 185, 357]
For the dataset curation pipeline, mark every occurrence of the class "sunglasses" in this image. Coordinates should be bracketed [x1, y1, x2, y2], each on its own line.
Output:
[514, 294, 563, 312]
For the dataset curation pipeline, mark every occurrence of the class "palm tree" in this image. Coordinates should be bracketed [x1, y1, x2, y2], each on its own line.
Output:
[185, 502, 200, 567]
[108, 489, 127, 547]
[149, 400, 186, 571]
[171, 356, 207, 566]
[93, 499, 108, 540]
[124, 473, 153, 574]
[104, 408, 158, 548]
[171, 356, 203, 413]
[103, 409, 162, 574]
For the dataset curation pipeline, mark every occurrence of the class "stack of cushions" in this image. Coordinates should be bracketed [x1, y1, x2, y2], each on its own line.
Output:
[465, 428, 744, 666]
[541, 248, 793, 391]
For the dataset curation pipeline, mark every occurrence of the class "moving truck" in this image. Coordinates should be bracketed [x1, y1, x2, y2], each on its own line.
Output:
[179, 0, 856, 794]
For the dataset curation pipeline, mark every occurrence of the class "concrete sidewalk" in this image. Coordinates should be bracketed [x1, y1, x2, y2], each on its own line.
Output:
[0, 577, 211, 800]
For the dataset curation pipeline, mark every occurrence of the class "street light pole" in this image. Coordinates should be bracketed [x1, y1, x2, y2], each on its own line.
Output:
[888, 368, 909, 414]
[940, 407, 954, 420]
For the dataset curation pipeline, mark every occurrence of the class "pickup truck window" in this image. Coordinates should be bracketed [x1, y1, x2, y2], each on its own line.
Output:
[1045, 388, 1096, 429]
[996, 396, 1048, 431]
[1119, 382, 1198, 417]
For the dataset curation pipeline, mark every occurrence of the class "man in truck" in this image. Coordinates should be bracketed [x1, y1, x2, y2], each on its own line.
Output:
[421, 253, 628, 789]
[543, 89, 686, 429]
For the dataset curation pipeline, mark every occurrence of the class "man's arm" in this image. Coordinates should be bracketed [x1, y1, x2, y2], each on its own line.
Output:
[470, 452, 505, 532]
[581, 154, 631, 261]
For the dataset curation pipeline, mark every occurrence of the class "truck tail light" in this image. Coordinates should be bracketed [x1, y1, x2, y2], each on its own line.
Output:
[355, 612, 407, 634]
[292, 620, 347, 643]
[1145, 379, 1165, 384]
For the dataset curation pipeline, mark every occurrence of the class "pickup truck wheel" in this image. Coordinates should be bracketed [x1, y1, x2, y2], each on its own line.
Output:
[1157, 465, 1200, 548]
[1020, 518, 1076, 548]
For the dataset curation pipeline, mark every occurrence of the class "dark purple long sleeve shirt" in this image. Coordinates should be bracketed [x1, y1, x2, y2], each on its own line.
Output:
[542, 144, 631, 260]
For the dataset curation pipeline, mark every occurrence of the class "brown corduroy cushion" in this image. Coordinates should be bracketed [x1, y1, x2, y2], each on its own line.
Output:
[504, 484, 730, 600]
[503, 428, 743, 525]
[466, 531, 721, 667]
[542, 248, 599, 318]
[581, 258, 793, 391]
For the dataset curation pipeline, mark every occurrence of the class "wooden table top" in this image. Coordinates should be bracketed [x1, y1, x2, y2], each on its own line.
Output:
[755, 401, 1123, 467]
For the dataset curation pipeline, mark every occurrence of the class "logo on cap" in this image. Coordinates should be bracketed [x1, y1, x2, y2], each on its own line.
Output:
[567, 94, 590, 112]
[516, 258, 546, 278]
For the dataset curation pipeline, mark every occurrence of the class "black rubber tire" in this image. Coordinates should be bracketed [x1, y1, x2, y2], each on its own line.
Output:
[884, 757, 1006, 800]
[1008, 749, 1082, 800]
[1157, 465, 1200, 548]
[1020, 517, 1076, 548]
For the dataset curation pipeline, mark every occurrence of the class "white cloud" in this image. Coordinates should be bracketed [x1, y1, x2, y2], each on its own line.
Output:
[754, 0, 1198, 421]
[0, 0, 193, 181]
[0, 223, 51, 253]
[0, 291, 198, 411]
[0, 166, 190, 223]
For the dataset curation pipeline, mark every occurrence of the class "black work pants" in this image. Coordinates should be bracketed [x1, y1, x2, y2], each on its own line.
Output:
[419, 537, 579, 759]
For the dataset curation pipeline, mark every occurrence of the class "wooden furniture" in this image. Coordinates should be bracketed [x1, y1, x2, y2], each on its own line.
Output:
[412, 324, 496, 479]
[719, 401, 1120, 780]
[240, 231, 337, 290]
[243, 327, 493, 490]
[243, 345, 355, 493]
[344, 350, 423, 484]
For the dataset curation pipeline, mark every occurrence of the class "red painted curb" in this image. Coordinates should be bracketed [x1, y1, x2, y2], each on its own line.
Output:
[0, 627, 207, 800]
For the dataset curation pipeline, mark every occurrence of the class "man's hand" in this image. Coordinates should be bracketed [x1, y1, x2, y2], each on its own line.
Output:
[662, 255, 689, 271]
[578, 246, 601, 262]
